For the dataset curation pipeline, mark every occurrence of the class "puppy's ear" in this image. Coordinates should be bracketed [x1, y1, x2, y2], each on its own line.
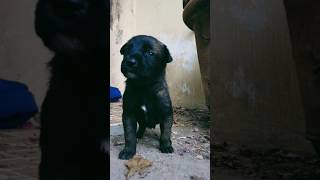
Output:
[120, 43, 128, 55]
[163, 45, 173, 63]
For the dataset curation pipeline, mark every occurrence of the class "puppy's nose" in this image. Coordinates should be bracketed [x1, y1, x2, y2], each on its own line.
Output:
[126, 58, 137, 67]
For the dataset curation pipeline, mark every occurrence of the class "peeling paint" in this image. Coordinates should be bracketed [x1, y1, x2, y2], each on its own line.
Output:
[181, 82, 191, 95]
[115, 25, 123, 44]
[110, 0, 122, 30]
[226, 67, 257, 106]
[159, 34, 197, 72]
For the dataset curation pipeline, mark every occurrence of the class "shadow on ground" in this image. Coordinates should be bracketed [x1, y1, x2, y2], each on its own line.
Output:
[214, 138, 320, 180]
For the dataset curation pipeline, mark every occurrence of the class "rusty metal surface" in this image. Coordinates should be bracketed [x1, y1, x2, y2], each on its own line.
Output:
[284, 0, 320, 142]
[210, 0, 313, 153]
[182, 0, 211, 107]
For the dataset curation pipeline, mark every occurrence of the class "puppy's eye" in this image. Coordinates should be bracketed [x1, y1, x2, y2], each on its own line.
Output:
[145, 50, 154, 56]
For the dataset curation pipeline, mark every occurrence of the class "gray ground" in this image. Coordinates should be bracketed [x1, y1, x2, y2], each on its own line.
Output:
[110, 104, 211, 180]
[1, 102, 318, 180]
[0, 126, 39, 180]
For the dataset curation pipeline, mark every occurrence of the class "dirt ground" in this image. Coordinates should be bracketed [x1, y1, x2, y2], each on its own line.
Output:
[110, 102, 211, 180]
[0, 125, 40, 180]
[1, 103, 319, 180]
[214, 141, 320, 180]
[111, 102, 320, 180]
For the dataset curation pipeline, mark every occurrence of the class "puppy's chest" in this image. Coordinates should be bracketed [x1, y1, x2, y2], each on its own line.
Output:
[139, 98, 156, 117]
[138, 97, 159, 126]
[139, 103, 158, 127]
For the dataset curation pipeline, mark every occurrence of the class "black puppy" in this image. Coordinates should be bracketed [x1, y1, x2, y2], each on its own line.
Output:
[35, 0, 108, 179]
[119, 35, 174, 160]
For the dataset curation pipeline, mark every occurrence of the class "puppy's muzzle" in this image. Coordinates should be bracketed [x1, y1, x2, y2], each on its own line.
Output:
[125, 58, 137, 67]
[121, 58, 138, 79]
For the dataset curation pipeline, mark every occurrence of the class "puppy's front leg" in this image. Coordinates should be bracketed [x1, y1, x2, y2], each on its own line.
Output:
[119, 114, 137, 160]
[160, 115, 174, 153]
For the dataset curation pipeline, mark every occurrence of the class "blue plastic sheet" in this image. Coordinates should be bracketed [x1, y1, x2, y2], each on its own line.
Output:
[110, 86, 122, 102]
[0, 79, 38, 129]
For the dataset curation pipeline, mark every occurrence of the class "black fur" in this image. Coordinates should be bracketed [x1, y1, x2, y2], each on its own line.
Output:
[119, 35, 174, 160]
[34, 0, 108, 179]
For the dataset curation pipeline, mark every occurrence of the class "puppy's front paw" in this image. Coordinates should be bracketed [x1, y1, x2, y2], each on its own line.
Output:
[160, 141, 174, 153]
[118, 148, 136, 160]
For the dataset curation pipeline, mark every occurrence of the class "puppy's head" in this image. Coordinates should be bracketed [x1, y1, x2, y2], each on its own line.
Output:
[35, 0, 107, 54]
[120, 35, 172, 80]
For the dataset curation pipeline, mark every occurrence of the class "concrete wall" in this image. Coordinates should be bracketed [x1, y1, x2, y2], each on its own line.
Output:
[0, 0, 51, 107]
[110, 0, 206, 108]
[1, 0, 205, 108]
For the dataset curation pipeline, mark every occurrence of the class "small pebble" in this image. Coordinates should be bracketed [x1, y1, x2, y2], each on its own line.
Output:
[196, 155, 204, 160]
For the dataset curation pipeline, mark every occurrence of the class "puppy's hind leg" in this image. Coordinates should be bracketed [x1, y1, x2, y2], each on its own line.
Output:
[137, 123, 146, 139]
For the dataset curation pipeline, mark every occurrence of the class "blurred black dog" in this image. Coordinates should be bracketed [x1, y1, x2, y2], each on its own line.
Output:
[35, 0, 108, 179]
[119, 35, 174, 160]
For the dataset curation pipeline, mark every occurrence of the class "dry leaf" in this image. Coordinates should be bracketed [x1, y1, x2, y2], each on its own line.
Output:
[125, 155, 153, 179]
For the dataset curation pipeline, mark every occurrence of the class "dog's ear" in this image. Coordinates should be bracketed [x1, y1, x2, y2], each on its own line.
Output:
[120, 43, 128, 55]
[163, 45, 173, 63]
